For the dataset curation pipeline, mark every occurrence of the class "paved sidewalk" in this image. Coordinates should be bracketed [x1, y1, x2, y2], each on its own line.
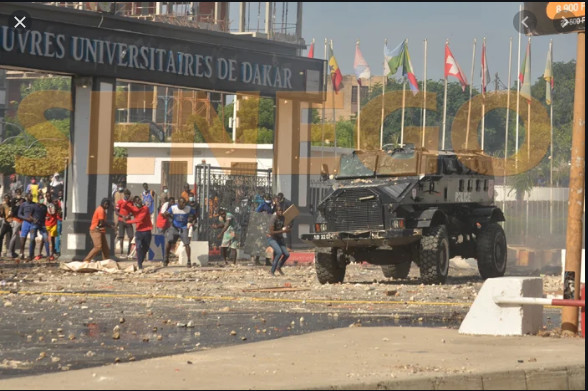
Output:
[0, 327, 584, 390]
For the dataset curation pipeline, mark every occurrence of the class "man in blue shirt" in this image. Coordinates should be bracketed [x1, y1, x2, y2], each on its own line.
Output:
[18, 193, 36, 260]
[29, 195, 50, 261]
[255, 194, 274, 214]
[163, 197, 196, 267]
[141, 182, 155, 215]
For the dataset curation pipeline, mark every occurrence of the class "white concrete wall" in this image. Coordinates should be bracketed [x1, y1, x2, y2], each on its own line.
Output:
[115, 142, 274, 185]
[494, 185, 569, 202]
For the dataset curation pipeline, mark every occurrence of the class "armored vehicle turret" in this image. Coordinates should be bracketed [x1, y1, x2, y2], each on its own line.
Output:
[301, 145, 507, 284]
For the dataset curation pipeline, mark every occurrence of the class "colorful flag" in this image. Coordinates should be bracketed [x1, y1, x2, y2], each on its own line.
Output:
[402, 41, 419, 94]
[328, 42, 343, 93]
[481, 40, 490, 96]
[384, 41, 404, 77]
[308, 39, 315, 59]
[444, 43, 468, 91]
[543, 41, 553, 105]
[353, 42, 371, 86]
[520, 39, 532, 102]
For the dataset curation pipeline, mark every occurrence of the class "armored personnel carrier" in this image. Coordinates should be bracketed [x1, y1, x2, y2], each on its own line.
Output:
[301, 145, 507, 284]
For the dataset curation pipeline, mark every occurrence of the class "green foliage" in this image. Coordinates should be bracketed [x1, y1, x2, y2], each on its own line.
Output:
[114, 123, 150, 142]
[20, 76, 71, 121]
[241, 127, 274, 143]
[335, 120, 355, 148]
[224, 97, 275, 143]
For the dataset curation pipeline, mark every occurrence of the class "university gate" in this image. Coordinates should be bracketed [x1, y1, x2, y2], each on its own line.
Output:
[0, 3, 323, 260]
[195, 164, 272, 250]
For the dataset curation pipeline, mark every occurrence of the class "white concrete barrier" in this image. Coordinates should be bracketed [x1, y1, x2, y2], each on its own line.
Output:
[176, 241, 209, 266]
[459, 277, 543, 336]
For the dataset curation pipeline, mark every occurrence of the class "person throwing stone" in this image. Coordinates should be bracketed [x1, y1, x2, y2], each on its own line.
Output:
[267, 205, 290, 276]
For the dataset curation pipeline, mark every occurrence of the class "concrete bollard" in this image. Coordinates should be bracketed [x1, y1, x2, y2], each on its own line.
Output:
[459, 277, 543, 336]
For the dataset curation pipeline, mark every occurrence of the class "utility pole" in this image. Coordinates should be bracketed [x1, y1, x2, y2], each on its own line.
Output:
[561, 31, 585, 334]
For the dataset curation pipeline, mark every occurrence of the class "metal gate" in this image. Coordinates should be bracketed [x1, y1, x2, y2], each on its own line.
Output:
[195, 164, 272, 249]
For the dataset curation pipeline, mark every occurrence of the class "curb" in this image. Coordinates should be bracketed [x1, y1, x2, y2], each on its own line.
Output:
[307, 365, 585, 390]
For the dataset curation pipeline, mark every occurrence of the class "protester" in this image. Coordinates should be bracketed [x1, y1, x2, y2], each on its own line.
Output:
[9, 174, 23, 197]
[275, 192, 293, 211]
[212, 208, 237, 265]
[26, 178, 40, 203]
[29, 194, 50, 261]
[156, 196, 174, 235]
[18, 192, 36, 260]
[83, 198, 113, 263]
[141, 183, 155, 215]
[49, 173, 64, 201]
[8, 189, 24, 258]
[256, 193, 274, 214]
[0, 194, 13, 257]
[115, 189, 134, 258]
[52, 195, 63, 256]
[180, 183, 194, 203]
[267, 205, 290, 276]
[163, 197, 196, 267]
[113, 182, 125, 204]
[274, 192, 295, 247]
[39, 176, 50, 200]
[159, 185, 169, 208]
[45, 196, 61, 259]
[125, 196, 153, 270]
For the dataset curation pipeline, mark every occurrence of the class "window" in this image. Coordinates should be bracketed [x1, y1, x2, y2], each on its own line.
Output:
[483, 179, 489, 191]
[476, 179, 481, 191]
[459, 179, 464, 192]
[467, 180, 473, 192]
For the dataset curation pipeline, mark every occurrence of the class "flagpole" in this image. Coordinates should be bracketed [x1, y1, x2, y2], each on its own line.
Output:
[515, 3, 522, 170]
[356, 40, 361, 150]
[321, 38, 327, 165]
[442, 39, 449, 151]
[380, 39, 387, 148]
[526, 37, 531, 162]
[549, 39, 553, 234]
[465, 38, 476, 150]
[422, 38, 427, 148]
[357, 75, 361, 149]
[331, 40, 337, 160]
[504, 36, 513, 212]
[481, 37, 486, 151]
[399, 40, 408, 146]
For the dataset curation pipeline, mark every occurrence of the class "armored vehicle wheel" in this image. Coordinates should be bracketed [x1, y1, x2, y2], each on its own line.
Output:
[476, 223, 507, 279]
[418, 225, 449, 284]
[381, 262, 411, 279]
[315, 249, 346, 284]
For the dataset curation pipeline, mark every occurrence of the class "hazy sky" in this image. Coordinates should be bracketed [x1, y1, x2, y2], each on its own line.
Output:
[231, 2, 580, 88]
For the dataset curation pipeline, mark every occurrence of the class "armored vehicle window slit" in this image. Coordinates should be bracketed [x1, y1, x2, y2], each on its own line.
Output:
[467, 179, 473, 192]
[459, 179, 464, 192]
[483, 179, 489, 191]
[476, 179, 481, 191]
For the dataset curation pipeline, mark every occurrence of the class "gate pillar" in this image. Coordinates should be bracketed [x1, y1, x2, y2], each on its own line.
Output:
[61, 77, 116, 260]
[274, 95, 313, 248]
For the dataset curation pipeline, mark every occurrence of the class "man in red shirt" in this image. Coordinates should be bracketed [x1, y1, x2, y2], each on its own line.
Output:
[115, 189, 134, 258]
[125, 196, 153, 270]
[83, 198, 113, 262]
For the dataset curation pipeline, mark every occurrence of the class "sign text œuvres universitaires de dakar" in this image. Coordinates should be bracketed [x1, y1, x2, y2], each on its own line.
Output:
[0, 21, 321, 96]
